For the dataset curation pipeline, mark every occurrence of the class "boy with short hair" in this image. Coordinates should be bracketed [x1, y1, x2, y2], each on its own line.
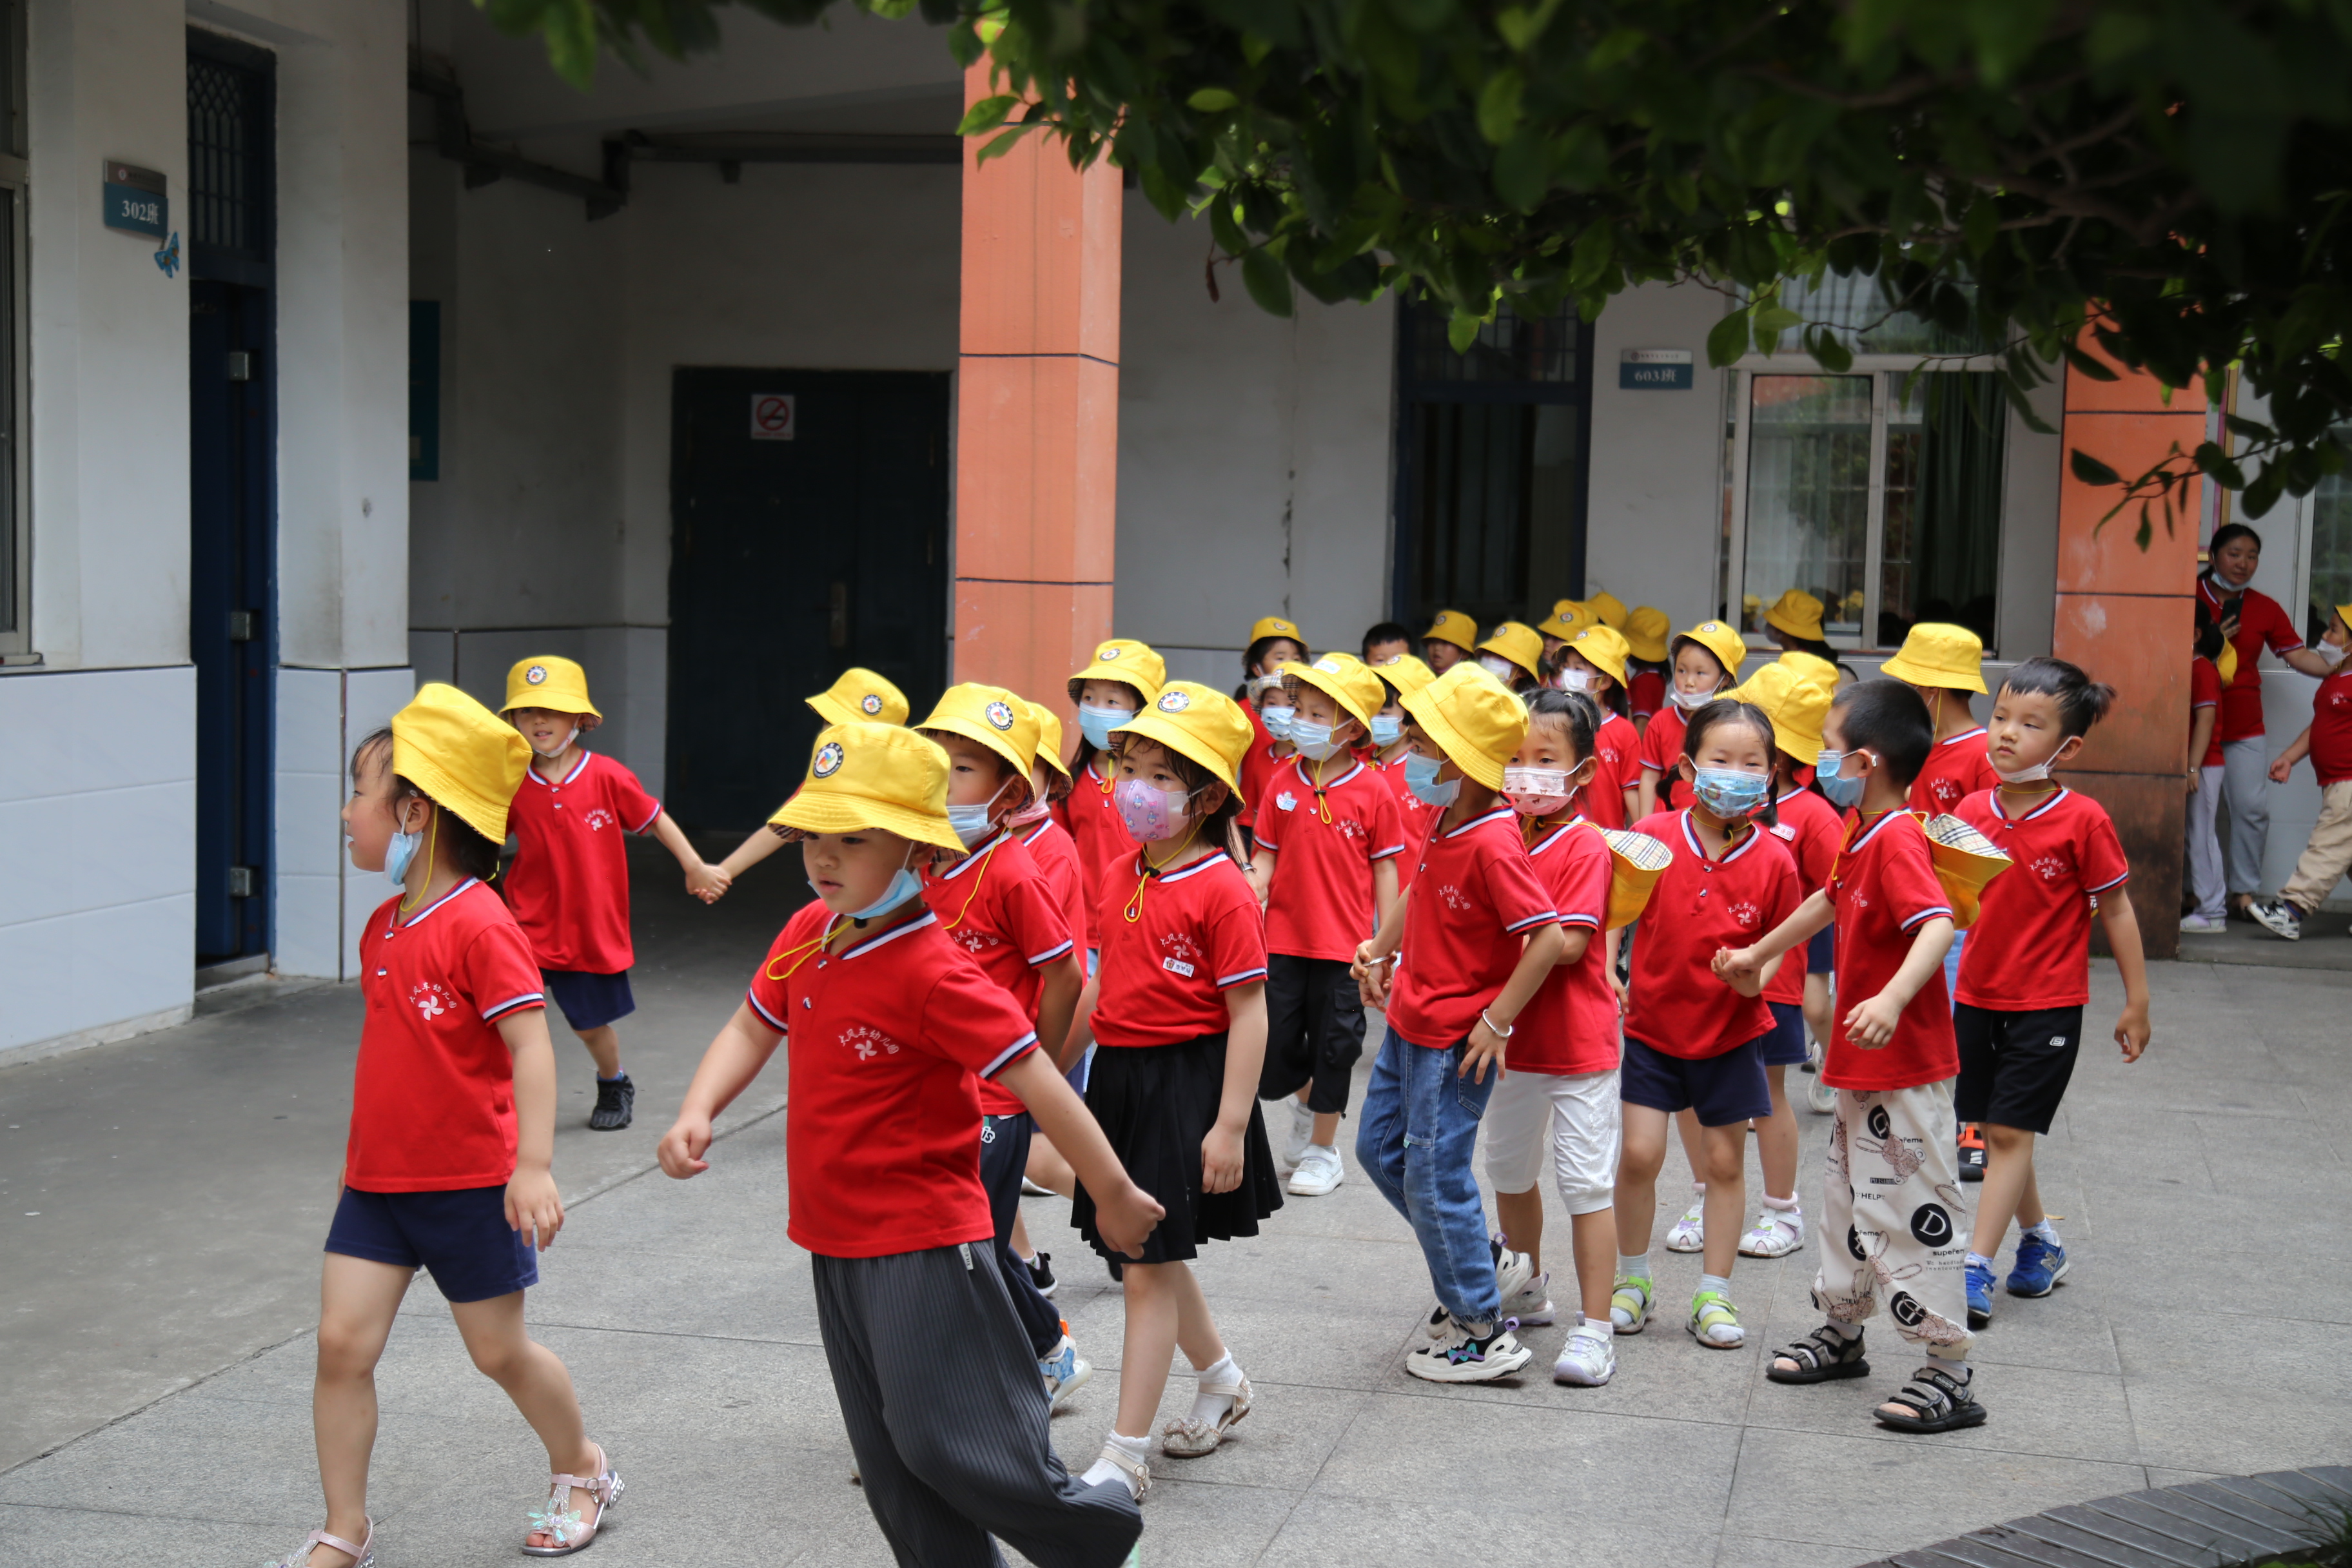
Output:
[1879, 623, 1999, 816]
[1422, 609, 1480, 674]
[1361, 622, 1415, 665]
[2251, 604, 2352, 941]
[1718, 680, 1983, 1434]
[501, 656, 727, 1130]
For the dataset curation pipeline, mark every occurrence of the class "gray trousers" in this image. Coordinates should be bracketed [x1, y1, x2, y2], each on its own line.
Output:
[2185, 764, 2227, 918]
[810, 1244, 1141, 1568]
[2219, 736, 2272, 895]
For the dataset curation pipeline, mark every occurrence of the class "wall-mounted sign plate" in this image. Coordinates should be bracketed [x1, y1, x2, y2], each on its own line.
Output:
[103, 161, 168, 240]
[749, 393, 796, 440]
[1620, 348, 1694, 390]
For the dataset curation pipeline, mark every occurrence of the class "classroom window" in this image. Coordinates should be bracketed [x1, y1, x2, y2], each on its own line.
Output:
[0, 0, 24, 657]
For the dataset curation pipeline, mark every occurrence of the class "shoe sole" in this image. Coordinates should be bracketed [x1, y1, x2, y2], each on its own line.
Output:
[1766, 1357, 1870, 1385]
[1508, 1301, 1558, 1327]
[1874, 1400, 1989, 1435]
[1966, 1306, 1991, 1329]
[1048, 1360, 1091, 1413]
[1663, 1233, 1705, 1253]
[1404, 1346, 1533, 1383]
[1287, 1171, 1345, 1196]
[1687, 1322, 1745, 1349]
[1031, 1278, 1057, 1299]
[2006, 1259, 2070, 1298]
[1738, 1231, 1805, 1258]
[1553, 1360, 1615, 1387]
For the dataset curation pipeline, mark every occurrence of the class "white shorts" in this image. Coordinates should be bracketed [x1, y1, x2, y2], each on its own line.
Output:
[1481, 1066, 1621, 1215]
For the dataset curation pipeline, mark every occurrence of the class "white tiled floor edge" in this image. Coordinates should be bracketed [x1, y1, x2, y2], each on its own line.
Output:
[275, 667, 416, 980]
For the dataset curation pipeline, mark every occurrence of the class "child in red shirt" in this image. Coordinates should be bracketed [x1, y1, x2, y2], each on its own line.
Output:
[709, 667, 910, 888]
[1058, 638, 1167, 968]
[1235, 616, 1308, 851]
[1720, 680, 1983, 1435]
[1623, 606, 1672, 733]
[1061, 682, 1283, 1498]
[1952, 658, 2150, 1329]
[1245, 654, 1406, 1197]
[2182, 609, 2228, 933]
[658, 721, 1159, 1562]
[1004, 698, 1090, 1289]
[1611, 698, 1799, 1354]
[1551, 623, 1645, 827]
[2252, 604, 2352, 939]
[1351, 663, 1569, 1384]
[1367, 652, 1438, 890]
[1489, 689, 1626, 1387]
[500, 657, 724, 1133]
[280, 685, 613, 1568]
[1636, 620, 1747, 818]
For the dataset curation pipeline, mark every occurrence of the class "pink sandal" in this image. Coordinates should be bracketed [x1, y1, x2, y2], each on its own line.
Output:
[265, 1518, 374, 1567]
[522, 1442, 623, 1557]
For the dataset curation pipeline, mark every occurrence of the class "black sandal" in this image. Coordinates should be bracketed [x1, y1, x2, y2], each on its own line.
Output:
[1874, 1363, 1988, 1433]
[1766, 1325, 1870, 1384]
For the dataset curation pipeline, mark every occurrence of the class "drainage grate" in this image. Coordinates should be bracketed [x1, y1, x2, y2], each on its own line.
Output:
[1856, 1467, 2352, 1567]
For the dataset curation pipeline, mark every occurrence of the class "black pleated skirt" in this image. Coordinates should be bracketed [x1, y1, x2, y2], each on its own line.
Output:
[1072, 1032, 1284, 1264]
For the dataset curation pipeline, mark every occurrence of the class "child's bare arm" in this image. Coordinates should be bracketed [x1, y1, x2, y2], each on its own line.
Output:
[1371, 855, 1400, 930]
[496, 1008, 564, 1245]
[1246, 847, 1277, 906]
[1843, 916, 1954, 1048]
[657, 1003, 783, 1179]
[997, 1050, 1164, 1257]
[1464, 923, 1567, 1083]
[2097, 893, 2152, 1063]
[650, 811, 729, 901]
[2269, 723, 2315, 783]
[1714, 888, 1834, 986]
[1556, 923, 1593, 966]
[1635, 771, 1658, 821]
[2186, 707, 2216, 790]
[1352, 885, 1412, 1006]
[1035, 952, 1084, 1066]
[716, 824, 792, 885]
[1057, 973, 1101, 1072]
[1201, 982, 1271, 1192]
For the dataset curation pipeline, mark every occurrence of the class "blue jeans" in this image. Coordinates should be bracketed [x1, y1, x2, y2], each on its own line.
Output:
[1355, 1025, 1501, 1324]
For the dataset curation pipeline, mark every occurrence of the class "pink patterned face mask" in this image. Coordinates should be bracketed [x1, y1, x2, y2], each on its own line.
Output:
[1115, 778, 1191, 843]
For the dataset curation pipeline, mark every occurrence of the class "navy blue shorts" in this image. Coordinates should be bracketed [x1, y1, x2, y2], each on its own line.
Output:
[1621, 1034, 1772, 1127]
[326, 1185, 539, 1302]
[542, 968, 634, 1032]
[1806, 924, 1835, 975]
[1759, 1000, 1810, 1066]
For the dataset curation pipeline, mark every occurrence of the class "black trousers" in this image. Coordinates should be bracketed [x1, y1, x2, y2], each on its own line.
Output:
[810, 1245, 1141, 1568]
[1257, 952, 1368, 1115]
[980, 1112, 1065, 1358]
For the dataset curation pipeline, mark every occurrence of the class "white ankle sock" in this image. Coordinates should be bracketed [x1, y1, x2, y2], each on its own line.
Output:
[2023, 1219, 2061, 1246]
[1966, 1251, 1996, 1271]
[1578, 1313, 1612, 1340]
[1698, 1273, 1732, 1298]
[1186, 1353, 1239, 1427]
[1618, 1251, 1652, 1280]
[1761, 1192, 1798, 1213]
[1081, 1431, 1152, 1494]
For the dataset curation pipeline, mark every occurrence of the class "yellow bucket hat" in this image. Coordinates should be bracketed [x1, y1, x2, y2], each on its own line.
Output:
[1919, 812, 2013, 931]
[1734, 658, 1838, 762]
[1540, 600, 1595, 642]
[1879, 623, 1988, 694]
[1026, 700, 1071, 779]
[1282, 652, 1386, 730]
[809, 668, 910, 728]
[1248, 615, 1306, 649]
[1477, 622, 1545, 683]
[1368, 651, 1436, 700]
[391, 683, 532, 844]
[1113, 681, 1255, 792]
[1763, 589, 1827, 643]
[1423, 609, 1480, 652]
[1585, 591, 1629, 631]
[1563, 624, 1631, 687]
[917, 682, 1041, 781]
[770, 721, 963, 852]
[1624, 607, 1671, 664]
[1400, 662, 1528, 790]
[1068, 637, 1167, 705]
[500, 656, 602, 720]
[1778, 648, 1840, 683]
[1672, 620, 1749, 682]
[1595, 825, 1674, 930]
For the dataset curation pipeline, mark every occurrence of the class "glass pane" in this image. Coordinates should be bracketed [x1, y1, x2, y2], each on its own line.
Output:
[1759, 273, 1992, 357]
[1411, 402, 1581, 629]
[2313, 459, 2352, 644]
[1409, 302, 1581, 384]
[1882, 373, 2004, 647]
[1742, 375, 1872, 640]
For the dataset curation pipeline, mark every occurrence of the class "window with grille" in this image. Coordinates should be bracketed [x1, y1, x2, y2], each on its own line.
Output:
[187, 32, 272, 282]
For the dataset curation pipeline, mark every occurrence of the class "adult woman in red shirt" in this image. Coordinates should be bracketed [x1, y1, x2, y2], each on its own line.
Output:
[2197, 525, 2337, 917]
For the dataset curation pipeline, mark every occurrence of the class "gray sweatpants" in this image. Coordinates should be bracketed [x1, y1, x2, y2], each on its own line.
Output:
[2219, 736, 2272, 896]
[810, 1244, 1141, 1568]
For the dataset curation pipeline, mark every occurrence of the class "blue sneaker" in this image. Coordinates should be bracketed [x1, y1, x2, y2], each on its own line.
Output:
[2008, 1234, 2070, 1298]
[1965, 1260, 1995, 1328]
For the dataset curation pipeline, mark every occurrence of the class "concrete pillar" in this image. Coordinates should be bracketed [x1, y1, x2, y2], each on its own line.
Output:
[952, 61, 1121, 720]
[2051, 333, 2199, 959]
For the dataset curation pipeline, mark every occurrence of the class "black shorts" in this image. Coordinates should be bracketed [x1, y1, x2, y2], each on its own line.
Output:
[326, 1184, 538, 1302]
[1620, 1034, 1772, 1128]
[1759, 1001, 1809, 1066]
[979, 1112, 1063, 1358]
[542, 968, 634, 1031]
[1806, 924, 1835, 975]
[1953, 1003, 2084, 1135]
[1257, 953, 1368, 1115]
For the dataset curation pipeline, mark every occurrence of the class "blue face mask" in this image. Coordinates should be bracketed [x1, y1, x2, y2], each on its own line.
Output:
[1814, 749, 1867, 808]
[1404, 751, 1460, 807]
[1291, 720, 1348, 761]
[1691, 767, 1770, 821]
[1369, 715, 1403, 747]
[384, 807, 423, 886]
[1261, 705, 1297, 742]
[1077, 702, 1130, 750]
[827, 862, 925, 921]
[945, 803, 996, 848]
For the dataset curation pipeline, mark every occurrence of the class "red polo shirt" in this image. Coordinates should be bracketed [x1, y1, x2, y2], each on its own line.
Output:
[1586, 713, 1642, 829]
[2191, 656, 2224, 768]
[1387, 807, 1559, 1050]
[1763, 785, 1844, 1004]
[1952, 787, 2130, 1012]
[1236, 703, 1286, 834]
[347, 879, 547, 1193]
[1826, 809, 1958, 1091]
[1090, 849, 1266, 1046]
[1637, 705, 1689, 811]
[2199, 578, 2305, 741]
[1507, 819, 1620, 1077]
[2311, 666, 2352, 785]
[1622, 810, 1798, 1059]
[1254, 756, 1407, 961]
[502, 750, 663, 974]
[1374, 754, 1436, 892]
[1060, 759, 1130, 954]
[1910, 729, 1999, 818]
[922, 830, 1075, 1115]
[1629, 670, 1667, 723]
[1024, 818, 1092, 961]
[745, 905, 1039, 1259]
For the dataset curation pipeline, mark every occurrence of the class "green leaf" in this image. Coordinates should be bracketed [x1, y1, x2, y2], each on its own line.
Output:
[1208, 199, 1249, 255]
[974, 125, 1037, 167]
[1447, 307, 1485, 354]
[2069, 449, 2122, 487]
[1186, 87, 1241, 112]
[1705, 308, 1751, 369]
[1477, 68, 1525, 146]
[1587, 26, 1645, 72]
[957, 94, 1021, 135]
[1807, 328, 1854, 373]
[1493, 128, 1549, 212]
[1241, 246, 1294, 316]
[1963, 192, 1999, 257]
[1750, 305, 1801, 348]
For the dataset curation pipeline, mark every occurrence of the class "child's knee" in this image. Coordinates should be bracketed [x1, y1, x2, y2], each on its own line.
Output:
[315, 1321, 380, 1380]
[465, 1334, 533, 1384]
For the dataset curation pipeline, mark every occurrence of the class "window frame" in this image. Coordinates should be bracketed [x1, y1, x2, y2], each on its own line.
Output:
[0, 0, 26, 662]
[1720, 348, 2010, 656]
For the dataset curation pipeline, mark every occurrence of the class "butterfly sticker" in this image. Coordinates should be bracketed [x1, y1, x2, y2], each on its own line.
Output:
[153, 232, 180, 279]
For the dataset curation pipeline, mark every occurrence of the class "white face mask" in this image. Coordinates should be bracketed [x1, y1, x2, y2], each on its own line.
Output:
[1992, 758, 2055, 785]
[531, 722, 578, 760]
[1478, 655, 1520, 683]
[1670, 687, 1714, 712]
[1554, 668, 1596, 694]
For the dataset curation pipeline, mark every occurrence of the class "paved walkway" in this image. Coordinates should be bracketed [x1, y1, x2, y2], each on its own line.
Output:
[3, 843, 2349, 1566]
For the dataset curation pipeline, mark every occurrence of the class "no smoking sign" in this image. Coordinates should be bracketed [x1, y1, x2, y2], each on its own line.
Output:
[749, 393, 796, 441]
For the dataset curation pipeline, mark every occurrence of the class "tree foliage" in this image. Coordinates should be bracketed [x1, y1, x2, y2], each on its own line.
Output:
[480, 0, 2352, 525]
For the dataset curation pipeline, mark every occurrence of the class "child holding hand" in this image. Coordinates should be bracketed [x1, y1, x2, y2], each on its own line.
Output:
[709, 667, 911, 888]
[1552, 623, 1644, 828]
[2250, 603, 2352, 941]
[1636, 621, 1747, 818]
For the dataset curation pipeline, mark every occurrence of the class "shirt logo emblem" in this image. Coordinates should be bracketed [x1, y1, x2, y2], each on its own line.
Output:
[1770, 823, 1796, 841]
[407, 981, 451, 1021]
[841, 1024, 902, 1061]
[1098, 644, 1122, 660]
[1335, 817, 1366, 841]
[1157, 690, 1191, 713]
[525, 665, 547, 685]
[1162, 956, 1197, 977]
[860, 692, 884, 715]
[953, 928, 1003, 954]
[1277, 792, 1297, 812]
[1440, 883, 1471, 912]
[812, 741, 845, 778]
[583, 807, 616, 831]
[2031, 853, 2070, 882]
[1729, 899, 1762, 930]
[1158, 932, 1203, 966]
[984, 700, 1016, 732]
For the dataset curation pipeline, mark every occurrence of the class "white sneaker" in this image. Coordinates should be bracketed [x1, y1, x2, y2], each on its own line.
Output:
[1553, 1324, 1617, 1386]
[1041, 1336, 1092, 1413]
[1288, 1143, 1345, 1195]
[1405, 1318, 1533, 1382]
[1738, 1206, 1805, 1258]
[1425, 1241, 1535, 1338]
[2179, 912, 2229, 934]
[1663, 1195, 1706, 1252]
[1807, 1071, 1837, 1115]
[1503, 1269, 1557, 1327]
[1280, 1100, 1315, 1167]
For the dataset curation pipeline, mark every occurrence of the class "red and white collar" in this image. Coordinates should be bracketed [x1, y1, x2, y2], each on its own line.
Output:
[525, 750, 592, 787]
[1528, 815, 1590, 857]
[388, 877, 480, 931]
[1679, 808, 1761, 863]
[1442, 806, 1517, 839]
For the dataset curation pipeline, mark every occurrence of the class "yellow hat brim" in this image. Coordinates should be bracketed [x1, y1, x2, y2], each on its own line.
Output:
[1623, 628, 1669, 663]
[1880, 651, 1988, 694]
[1764, 607, 1823, 643]
[398, 750, 518, 845]
[1284, 663, 1377, 729]
[807, 692, 857, 726]
[1398, 685, 1509, 791]
[1112, 712, 1239, 792]
[769, 790, 964, 852]
[920, 715, 1034, 783]
[500, 693, 602, 720]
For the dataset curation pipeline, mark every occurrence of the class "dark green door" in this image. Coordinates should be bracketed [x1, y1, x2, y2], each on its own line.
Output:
[666, 368, 950, 830]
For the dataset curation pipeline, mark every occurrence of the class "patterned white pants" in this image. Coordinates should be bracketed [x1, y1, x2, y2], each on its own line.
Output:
[1813, 1078, 1975, 1361]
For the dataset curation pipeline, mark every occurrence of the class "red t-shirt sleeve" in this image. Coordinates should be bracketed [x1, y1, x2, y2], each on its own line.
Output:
[462, 919, 550, 1023]
[1206, 885, 1270, 990]
[1478, 838, 1559, 934]
[1004, 870, 1077, 969]
[1629, 671, 1665, 720]
[2256, 593, 2305, 657]
[2079, 808, 2132, 894]
[1250, 772, 1286, 852]
[607, 761, 663, 834]
[2190, 658, 2219, 709]
[1554, 834, 1612, 930]
[1880, 827, 1955, 932]
[1638, 721, 1671, 774]
[1367, 783, 1407, 860]
[919, 960, 1042, 1079]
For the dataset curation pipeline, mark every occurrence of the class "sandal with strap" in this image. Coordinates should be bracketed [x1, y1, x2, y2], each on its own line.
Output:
[1766, 1325, 1871, 1384]
[1687, 1289, 1744, 1349]
[522, 1442, 625, 1556]
[266, 1520, 375, 1568]
[1092, 1438, 1153, 1502]
[1161, 1367, 1252, 1456]
[1875, 1363, 1988, 1434]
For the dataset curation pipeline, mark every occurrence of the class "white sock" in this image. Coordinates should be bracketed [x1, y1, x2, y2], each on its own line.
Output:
[2023, 1219, 2061, 1246]
[1186, 1353, 1240, 1427]
[1966, 1251, 1996, 1271]
[1577, 1313, 1612, 1341]
[1685, 1181, 1707, 1203]
[1014, 1246, 1037, 1265]
[1081, 1431, 1152, 1495]
[1699, 1273, 1732, 1298]
[1761, 1192, 1798, 1213]
[1821, 1319, 1862, 1342]
[1618, 1251, 1652, 1281]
